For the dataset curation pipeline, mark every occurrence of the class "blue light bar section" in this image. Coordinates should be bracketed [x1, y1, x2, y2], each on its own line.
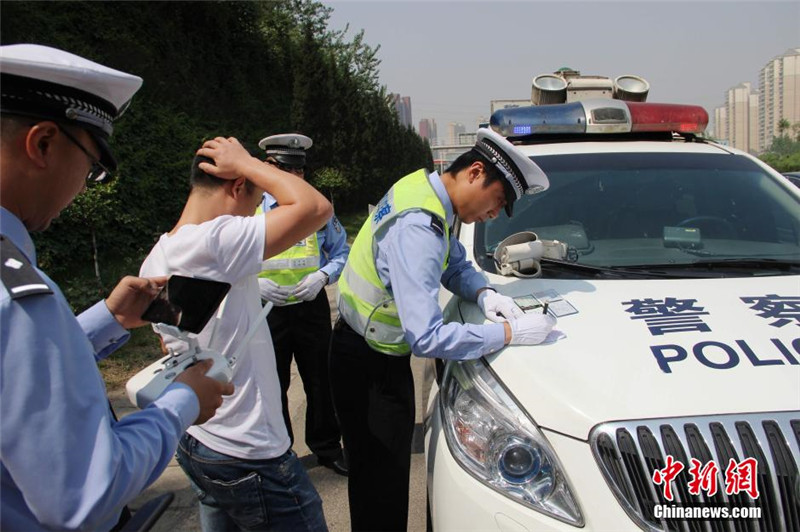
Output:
[490, 102, 586, 137]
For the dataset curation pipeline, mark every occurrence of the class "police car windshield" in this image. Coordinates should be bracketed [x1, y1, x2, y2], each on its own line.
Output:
[477, 152, 800, 276]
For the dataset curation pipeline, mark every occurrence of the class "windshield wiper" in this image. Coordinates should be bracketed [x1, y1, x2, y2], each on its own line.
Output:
[484, 253, 687, 278]
[622, 258, 800, 275]
[485, 253, 800, 278]
[538, 258, 681, 278]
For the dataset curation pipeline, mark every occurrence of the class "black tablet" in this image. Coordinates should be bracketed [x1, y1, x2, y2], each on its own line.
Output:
[141, 275, 231, 333]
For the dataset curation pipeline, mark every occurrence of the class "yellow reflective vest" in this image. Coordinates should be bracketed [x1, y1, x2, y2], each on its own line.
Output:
[338, 169, 450, 355]
[256, 205, 321, 305]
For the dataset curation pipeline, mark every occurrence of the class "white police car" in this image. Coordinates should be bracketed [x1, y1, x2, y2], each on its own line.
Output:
[425, 98, 800, 531]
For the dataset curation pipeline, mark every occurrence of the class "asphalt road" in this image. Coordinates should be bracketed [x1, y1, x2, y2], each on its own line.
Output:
[113, 285, 431, 531]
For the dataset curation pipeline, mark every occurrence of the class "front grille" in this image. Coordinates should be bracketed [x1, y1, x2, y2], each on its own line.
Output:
[590, 412, 800, 532]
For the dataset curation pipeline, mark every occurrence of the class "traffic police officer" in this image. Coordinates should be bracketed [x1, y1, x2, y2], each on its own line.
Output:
[329, 128, 557, 531]
[0, 44, 232, 531]
[256, 133, 349, 475]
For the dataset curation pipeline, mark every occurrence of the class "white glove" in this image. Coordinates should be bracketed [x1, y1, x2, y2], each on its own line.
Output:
[258, 278, 291, 306]
[292, 271, 328, 301]
[478, 289, 524, 322]
[509, 314, 557, 345]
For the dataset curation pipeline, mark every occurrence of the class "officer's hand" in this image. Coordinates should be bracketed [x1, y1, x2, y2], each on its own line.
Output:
[258, 278, 291, 306]
[106, 275, 168, 329]
[478, 289, 524, 322]
[196, 137, 256, 181]
[509, 314, 557, 345]
[175, 359, 235, 425]
[292, 271, 327, 301]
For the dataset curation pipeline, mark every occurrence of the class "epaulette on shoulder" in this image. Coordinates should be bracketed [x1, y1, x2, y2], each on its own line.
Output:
[1, 235, 53, 300]
[429, 215, 445, 237]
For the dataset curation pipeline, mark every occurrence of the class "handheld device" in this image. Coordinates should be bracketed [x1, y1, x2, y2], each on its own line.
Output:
[141, 275, 231, 334]
[127, 275, 233, 409]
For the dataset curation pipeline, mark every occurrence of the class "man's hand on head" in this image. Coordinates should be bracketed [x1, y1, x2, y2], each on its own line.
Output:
[196, 137, 258, 181]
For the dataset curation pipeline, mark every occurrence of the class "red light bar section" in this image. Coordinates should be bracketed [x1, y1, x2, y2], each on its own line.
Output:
[626, 102, 709, 134]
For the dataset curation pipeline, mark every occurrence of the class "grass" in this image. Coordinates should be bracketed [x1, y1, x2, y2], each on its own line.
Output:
[49, 252, 164, 392]
[98, 327, 164, 391]
[336, 209, 368, 243]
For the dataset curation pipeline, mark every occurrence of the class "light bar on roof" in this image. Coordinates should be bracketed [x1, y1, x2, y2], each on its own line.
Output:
[626, 102, 709, 133]
[490, 99, 708, 137]
[490, 101, 586, 136]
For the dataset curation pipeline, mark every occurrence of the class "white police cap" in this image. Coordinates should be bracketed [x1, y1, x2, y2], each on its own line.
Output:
[258, 133, 312, 167]
[473, 127, 549, 217]
[0, 44, 143, 171]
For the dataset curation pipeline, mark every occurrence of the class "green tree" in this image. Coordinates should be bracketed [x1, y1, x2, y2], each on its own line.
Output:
[312, 167, 350, 207]
[1, 0, 433, 310]
[760, 119, 800, 172]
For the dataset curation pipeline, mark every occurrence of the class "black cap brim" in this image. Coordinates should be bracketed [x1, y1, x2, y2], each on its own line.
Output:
[501, 177, 516, 217]
[270, 153, 306, 167]
[89, 132, 118, 178]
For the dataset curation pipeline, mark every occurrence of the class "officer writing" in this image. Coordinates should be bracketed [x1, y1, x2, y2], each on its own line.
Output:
[0, 44, 233, 531]
[256, 133, 349, 476]
[330, 128, 556, 531]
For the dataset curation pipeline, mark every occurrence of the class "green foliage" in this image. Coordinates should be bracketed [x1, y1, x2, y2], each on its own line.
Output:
[759, 121, 800, 173]
[759, 151, 800, 173]
[1, 0, 432, 316]
[312, 166, 350, 206]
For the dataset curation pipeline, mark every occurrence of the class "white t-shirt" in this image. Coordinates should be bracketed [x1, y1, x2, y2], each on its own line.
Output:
[140, 214, 290, 460]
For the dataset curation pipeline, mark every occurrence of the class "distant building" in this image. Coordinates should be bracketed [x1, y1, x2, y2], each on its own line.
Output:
[714, 48, 800, 154]
[457, 132, 477, 145]
[715, 82, 760, 154]
[419, 118, 437, 144]
[390, 93, 413, 128]
[713, 106, 728, 143]
[759, 48, 800, 151]
[447, 122, 466, 144]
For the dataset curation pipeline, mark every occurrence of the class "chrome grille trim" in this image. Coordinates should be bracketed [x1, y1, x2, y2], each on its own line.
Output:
[590, 412, 800, 532]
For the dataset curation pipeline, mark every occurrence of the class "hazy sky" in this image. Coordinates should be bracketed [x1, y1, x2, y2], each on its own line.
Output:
[325, 1, 799, 140]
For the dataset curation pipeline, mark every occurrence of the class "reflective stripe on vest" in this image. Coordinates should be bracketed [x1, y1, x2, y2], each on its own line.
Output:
[256, 205, 321, 304]
[338, 169, 450, 355]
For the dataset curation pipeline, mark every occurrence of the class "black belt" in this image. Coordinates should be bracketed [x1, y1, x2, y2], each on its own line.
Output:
[333, 318, 412, 358]
[333, 317, 358, 334]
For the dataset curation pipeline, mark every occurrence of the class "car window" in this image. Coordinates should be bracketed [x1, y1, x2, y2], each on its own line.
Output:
[477, 152, 800, 272]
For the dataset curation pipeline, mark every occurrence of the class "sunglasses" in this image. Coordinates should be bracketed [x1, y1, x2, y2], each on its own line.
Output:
[58, 126, 112, 183]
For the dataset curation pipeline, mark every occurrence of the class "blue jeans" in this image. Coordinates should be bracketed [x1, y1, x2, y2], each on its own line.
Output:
[176, 433, 328, 532]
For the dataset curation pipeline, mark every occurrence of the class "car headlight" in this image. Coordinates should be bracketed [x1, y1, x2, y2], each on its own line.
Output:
[440, 358, 584, 527]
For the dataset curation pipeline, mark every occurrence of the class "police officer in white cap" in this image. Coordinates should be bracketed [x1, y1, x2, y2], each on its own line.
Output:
[0, 44, 233, 531]
[256, 133, 350, 476]
[329, 128, 556, 531]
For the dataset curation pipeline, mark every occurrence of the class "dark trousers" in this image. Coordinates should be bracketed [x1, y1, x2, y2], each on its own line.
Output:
[329, 319, 415, 532]
[268, 289, 341, 460]
[176, 433, 327, 531]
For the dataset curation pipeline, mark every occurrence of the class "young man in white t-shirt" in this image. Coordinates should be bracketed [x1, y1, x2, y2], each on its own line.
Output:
[140, 136, 332, 531]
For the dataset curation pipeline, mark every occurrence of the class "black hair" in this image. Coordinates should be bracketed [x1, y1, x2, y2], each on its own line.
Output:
[444, 149, 504, 188]
[190, 153, 254, 193]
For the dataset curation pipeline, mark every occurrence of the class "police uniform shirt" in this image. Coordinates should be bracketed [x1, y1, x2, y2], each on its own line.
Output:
[371, 172, 507, 359]
[0, 207, 199, 530]
[261, 193, 350, 282]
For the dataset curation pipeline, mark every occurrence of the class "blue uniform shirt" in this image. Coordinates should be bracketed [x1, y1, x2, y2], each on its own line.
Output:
[0, 207, 199, 531]
[261, 193, 350, 282]
[372, 172, 506, 360]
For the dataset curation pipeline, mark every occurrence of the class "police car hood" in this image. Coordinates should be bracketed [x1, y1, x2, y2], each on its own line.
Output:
[454, 274, 800, 441]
